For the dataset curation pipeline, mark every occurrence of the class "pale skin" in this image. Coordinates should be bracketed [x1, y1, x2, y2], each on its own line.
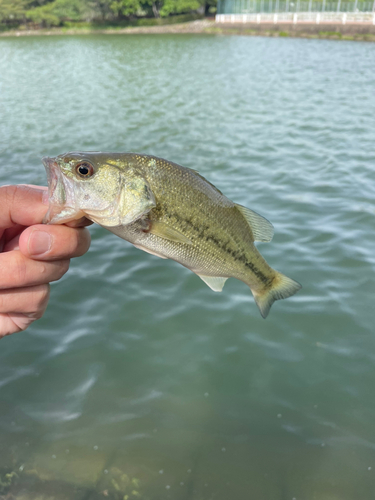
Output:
[0, 185, 91, 338]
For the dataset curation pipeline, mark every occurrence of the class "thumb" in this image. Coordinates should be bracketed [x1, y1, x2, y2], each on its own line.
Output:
[0, 185, 49, 230]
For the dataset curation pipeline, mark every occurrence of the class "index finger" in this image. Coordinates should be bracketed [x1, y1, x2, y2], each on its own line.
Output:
[0, 185, 48, 229]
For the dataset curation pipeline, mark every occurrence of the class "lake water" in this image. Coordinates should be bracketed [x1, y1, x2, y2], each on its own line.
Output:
[0, 33, 374, 499]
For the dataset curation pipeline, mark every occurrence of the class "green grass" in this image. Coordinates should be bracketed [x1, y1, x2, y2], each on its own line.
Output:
[63, 13, 202, 29]
[0, 12, 203, 32]
[319, 30, 342, 36]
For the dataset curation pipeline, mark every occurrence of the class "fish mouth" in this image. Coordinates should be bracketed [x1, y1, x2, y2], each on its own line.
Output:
[42, 156, 66, 224]
[42, 156, 60, 196]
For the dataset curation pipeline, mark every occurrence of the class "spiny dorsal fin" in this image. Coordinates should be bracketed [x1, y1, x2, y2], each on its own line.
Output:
[235, 204, 274, 243]
[197, 275, 228, 292]
[189, 168, 224, 196]
[149, 221, 192, 245]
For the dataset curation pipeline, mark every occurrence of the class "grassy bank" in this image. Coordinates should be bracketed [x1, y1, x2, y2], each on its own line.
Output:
[1, 18, 375, 41]
[0, 13, 204, 33]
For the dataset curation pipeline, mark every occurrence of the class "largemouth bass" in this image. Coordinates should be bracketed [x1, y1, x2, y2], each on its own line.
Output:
[43, 152, 301, 318]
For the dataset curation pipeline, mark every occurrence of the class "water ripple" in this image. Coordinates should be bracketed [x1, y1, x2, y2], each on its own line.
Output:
[0, 34, 374, 497]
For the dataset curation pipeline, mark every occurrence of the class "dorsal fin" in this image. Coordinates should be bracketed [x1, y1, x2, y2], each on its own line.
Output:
[188, 168, 224, 196]
[235, 204, 274, 242]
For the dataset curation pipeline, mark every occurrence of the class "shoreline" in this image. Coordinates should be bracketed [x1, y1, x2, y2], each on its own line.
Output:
[1, 19, 375, 41]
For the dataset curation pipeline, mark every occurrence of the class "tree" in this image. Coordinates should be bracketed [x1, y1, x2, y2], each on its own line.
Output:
[109, 0, 142, 18]
[26, 0, 90, 25]
[0, 0, 214, 27]
[0, 0, 28, 24]
[159, 0, 202, 16]
[144, 0, 161, 17]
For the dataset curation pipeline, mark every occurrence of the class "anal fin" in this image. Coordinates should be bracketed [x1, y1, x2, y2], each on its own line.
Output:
[198, 275, 228, 292]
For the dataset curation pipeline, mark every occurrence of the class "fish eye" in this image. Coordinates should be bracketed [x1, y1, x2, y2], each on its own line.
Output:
[76, 162, 94, 178]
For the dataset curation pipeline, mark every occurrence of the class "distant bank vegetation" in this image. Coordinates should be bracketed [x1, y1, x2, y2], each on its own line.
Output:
[0, 0, 217, 29]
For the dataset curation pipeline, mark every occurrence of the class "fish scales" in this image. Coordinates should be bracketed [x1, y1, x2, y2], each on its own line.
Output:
[130, 156, 270, 283]
[42, 152, 301, 318]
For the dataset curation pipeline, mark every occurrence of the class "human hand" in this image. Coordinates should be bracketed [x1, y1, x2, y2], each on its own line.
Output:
[0, 185, 91, 338]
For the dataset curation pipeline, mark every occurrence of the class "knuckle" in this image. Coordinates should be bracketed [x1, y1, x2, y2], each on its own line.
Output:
[61, 259, 70, 275]
[32, 308, 44, 320]
[1, 185, 18, 220]
[53, 259, 70, 280]
[71, 229, 81, 253]
[82, 228, 91, 251]
[14, 254, 28, 286]
[3, 185, 29, 217]
[35, 284, 50, 310]
[2, 185, 18, 203]
[0, 294, 5, 312]
[33, 286, 50, 319]
[76, 228, 91, 256]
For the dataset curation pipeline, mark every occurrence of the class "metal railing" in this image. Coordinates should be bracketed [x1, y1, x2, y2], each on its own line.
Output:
[217, 0, 375, 13]
[216, 11, 375, 22]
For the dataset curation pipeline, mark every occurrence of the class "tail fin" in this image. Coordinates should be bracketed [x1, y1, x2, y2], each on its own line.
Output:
[252, 272, 301, 319]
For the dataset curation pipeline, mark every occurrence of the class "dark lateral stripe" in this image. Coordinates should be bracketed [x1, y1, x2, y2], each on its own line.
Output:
[154, 205, 270, 285]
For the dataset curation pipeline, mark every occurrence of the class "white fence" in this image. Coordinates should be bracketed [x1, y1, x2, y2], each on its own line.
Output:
[216, 0, 375, 14]
[216, 12, 375, 22]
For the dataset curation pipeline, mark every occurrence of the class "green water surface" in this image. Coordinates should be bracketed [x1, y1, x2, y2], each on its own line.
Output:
[0, 34, 374, 499]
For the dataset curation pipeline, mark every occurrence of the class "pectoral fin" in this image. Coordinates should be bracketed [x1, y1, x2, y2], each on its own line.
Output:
[235, 204, 274, 242]
[198, 275, 228, 292]
[149, 221, 192, 245]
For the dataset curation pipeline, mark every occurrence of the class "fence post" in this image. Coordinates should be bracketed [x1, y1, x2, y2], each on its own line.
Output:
[293, 12, 297, 22]
[274, 12, 278, 22]
[257, 13, 261, 22]
[316, 12, 320, 22]
[342, 12, 347, 22]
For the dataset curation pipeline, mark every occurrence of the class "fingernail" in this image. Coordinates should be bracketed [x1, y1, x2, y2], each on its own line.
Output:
[28, 230, 52, 256]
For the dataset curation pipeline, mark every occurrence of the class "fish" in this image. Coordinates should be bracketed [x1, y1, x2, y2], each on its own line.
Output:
[42, 152, 301, 318]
